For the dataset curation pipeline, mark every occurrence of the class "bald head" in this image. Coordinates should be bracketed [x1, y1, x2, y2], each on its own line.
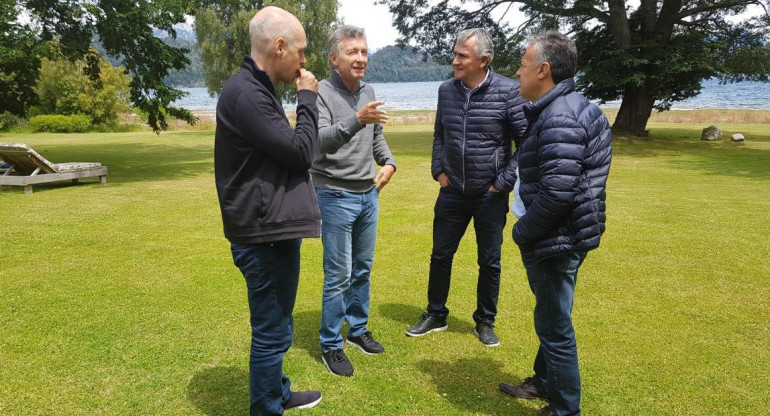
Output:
[249, 6, 304, 57]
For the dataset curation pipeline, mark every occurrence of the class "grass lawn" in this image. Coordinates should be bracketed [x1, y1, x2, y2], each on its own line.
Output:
[1, 121, 768, 415]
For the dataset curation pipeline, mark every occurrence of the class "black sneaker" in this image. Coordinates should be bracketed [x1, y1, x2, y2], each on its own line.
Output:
[474, 322, 500, 347]
[536, 405, 556, 416]
[405, 313, 448, 337]
[347, 331, 385, 355]
[499, 376, 548, 400]
[321, 349, 354, 377]
[284, 390, 322, 410]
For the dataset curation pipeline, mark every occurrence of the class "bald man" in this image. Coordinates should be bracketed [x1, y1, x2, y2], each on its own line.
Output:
[214, 7, 322, 415]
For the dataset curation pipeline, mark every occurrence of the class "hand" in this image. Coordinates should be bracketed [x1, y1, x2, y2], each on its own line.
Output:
[296, 69, 318, 92]
[490, 185, 499, 192]
[375, 165, 395, 190]
[437, 173, 450, 188]
[357, 101, 388, 125]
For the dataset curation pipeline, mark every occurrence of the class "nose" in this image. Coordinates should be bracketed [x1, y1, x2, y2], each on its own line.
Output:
[452, 55, 459, 66]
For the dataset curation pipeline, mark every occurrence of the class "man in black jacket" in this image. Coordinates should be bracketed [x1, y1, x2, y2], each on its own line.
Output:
[498, 32, 612, 416]
[406, 28, 528, 347]
[214, 6, 322, 415]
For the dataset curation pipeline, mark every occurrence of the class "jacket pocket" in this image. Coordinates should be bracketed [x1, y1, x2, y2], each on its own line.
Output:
[258, 182, 273, 219]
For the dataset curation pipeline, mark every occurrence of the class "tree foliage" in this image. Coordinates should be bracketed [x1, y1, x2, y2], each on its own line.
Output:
[379, 0, 770, 135]
[195, 0, 338, 102]
[34, 50, 132, 124]
[365, 46, 451, 82]
[2, 0, 198, 132]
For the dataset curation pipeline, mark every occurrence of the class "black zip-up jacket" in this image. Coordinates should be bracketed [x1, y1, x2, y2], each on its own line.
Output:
[215, 56, 321, 244]
[431, 69, 528, 195]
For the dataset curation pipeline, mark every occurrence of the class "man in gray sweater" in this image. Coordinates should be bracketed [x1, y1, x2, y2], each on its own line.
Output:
[311, 25, 396, 377]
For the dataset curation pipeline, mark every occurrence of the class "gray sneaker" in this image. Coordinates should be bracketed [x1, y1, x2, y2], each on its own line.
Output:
[474, 322, 500, 347]
[406, 313, 448, 337]
[321, 349, 354, 377]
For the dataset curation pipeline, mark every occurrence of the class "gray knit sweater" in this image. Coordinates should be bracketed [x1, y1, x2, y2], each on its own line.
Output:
[310, 70, 396, 192]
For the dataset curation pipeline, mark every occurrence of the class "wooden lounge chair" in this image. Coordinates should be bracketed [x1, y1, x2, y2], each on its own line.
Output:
[0, 143, 108, 194]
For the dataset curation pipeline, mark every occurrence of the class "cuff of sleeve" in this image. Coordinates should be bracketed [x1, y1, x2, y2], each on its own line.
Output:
[345, 113, 365, 134]
[296, 89, 318, 105]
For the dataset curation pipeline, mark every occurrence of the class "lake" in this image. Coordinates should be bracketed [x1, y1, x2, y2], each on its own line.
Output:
[174, 78, 770, 111]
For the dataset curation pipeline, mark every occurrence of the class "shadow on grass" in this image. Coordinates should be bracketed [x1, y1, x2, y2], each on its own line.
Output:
[417, 357, 532, 416]
[292, 310, 322, 363]
[187, 366, 249, 416]
[378, 302, 476, 335]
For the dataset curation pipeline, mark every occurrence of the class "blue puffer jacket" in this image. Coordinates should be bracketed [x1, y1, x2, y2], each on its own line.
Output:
[513, 79, 612, 260]
[431, 69, 528, 195]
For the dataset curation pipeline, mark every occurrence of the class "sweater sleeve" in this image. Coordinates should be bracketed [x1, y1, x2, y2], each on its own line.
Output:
[513, 115, 586, 246]
[372, 122, 396, 168]
[233, 88, 318, 172]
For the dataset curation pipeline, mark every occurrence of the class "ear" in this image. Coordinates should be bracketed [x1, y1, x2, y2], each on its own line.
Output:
[275, 38, 287, 56]
[330, 53, 338, 69]
[536, 62, 551, 81]
[480, 55, 489, 68]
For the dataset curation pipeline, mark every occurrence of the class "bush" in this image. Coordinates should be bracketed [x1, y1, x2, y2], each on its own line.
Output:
[29, 114, 92, 133]
[0, 112, 28, 131]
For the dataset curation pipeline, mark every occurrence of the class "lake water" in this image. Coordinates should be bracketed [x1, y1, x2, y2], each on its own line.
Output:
[174, 78, 770, 111]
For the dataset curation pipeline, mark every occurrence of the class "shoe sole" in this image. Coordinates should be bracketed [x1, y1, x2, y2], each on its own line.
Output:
[288, 394, 323, 410]
[405, 325, 448, 337]
[474, 329, 500, 347]
[321, 355, 353, 377]
[345, 339, 384, 355]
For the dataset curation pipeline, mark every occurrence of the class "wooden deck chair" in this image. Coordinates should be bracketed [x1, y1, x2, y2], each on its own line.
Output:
[0, 143, 108, 194]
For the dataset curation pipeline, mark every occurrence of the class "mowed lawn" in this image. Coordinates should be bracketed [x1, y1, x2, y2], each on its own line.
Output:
[1, 121, 768, 415]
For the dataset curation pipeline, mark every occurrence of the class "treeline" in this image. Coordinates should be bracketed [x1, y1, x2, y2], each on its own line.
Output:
[364, 46, 451, 83]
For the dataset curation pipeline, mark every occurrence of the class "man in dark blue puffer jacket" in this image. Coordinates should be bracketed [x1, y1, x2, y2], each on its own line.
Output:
[406, 28, 528, 347]
[498, 32, 612, 416]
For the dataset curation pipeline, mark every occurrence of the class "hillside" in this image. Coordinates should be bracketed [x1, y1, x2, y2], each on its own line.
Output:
[364, 45, 451, 83]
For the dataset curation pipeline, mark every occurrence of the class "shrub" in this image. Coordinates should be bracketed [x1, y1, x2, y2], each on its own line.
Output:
[29, 114, 92, 133]
[0, 112, 28, 131]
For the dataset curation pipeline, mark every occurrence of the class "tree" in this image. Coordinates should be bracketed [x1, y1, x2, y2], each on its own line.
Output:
[35, 50, 132, 124]
[379, 0, 770, 136]
[2, 0, 197, 132]
[195, 0, 337, 102]
[0, 1, 44, 117]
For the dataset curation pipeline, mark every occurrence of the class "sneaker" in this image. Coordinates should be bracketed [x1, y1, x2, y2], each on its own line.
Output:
[347, 331, 385, 355]
[499, 377, 548, 400]
[536, 405, 556, 416]
[284, 390, 322, 410]
[405, 313, 447, 337]
[474, 322, 500, 347]
[321, 349, 354, 377]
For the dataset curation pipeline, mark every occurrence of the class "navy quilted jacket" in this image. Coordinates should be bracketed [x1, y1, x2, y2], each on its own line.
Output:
[513, 79, 612, 260]
[431, 69, 528, 195]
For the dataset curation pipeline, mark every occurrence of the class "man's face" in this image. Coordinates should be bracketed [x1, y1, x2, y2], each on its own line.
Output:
[452, 36, 487, 84]
[278, 27, 307, 84]
[516, 44, 540, 101]
[331, 36, 368, 84]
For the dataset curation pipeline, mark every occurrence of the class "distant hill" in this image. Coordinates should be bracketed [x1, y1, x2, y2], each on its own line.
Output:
[364, 45, 451, 83]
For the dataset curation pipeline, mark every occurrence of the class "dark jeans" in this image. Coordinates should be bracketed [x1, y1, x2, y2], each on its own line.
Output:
[231, 239, 302, 416]
[427, 187, 508, 324]
[521, 250, 587, 416]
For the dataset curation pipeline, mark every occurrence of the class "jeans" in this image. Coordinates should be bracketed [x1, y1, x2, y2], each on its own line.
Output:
[316, 187, 379, 352]
[521, 250, 587, 416]
[231, 239, 302, 416]
[427, 187, 508, 324]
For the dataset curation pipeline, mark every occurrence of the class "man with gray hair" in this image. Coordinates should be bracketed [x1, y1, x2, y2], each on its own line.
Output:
[215, 6, 322, 414]
[498, 31, 612, 416]
[406, 28, 528, 346]
[311, 25, 396, 377]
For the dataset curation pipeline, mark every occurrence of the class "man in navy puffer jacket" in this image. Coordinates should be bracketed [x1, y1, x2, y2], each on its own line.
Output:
[406, 28, 528, 347]
[498, 32, 612, 416]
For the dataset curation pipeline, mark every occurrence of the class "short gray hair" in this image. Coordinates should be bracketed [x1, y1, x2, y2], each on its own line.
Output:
[329, 25, 366, 55]
[456, 28, 494, 64]
[529, 31, 577, 84]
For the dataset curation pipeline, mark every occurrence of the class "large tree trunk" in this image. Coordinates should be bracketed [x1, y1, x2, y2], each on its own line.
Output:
[613, 85, 656, 136]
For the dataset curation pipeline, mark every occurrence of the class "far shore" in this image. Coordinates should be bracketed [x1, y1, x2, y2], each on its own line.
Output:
[188, 108, 770, 127]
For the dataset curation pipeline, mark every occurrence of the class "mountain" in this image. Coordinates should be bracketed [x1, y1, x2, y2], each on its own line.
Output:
[364, 45, 451, 83]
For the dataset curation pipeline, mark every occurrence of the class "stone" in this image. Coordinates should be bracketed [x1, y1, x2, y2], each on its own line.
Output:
[701, 126, 722, 141]
[731, 133, 745, 142]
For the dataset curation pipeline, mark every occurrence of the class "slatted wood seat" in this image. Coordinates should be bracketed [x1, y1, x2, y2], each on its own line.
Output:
[0, 143, 108, 194]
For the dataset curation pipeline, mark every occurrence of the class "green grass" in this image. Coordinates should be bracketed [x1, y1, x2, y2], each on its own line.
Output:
[1, 122, 768, 415]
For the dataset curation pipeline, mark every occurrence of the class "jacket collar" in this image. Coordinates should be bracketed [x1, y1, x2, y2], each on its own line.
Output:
[523, 78, 576, 121]
[242, 56, 278, 98]
[329, 69, 365, 94]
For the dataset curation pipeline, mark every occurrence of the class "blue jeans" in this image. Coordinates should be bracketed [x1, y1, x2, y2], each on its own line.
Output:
[521, 250, 587, 416]
[427, 187, 508, 323]
[316, 187, 379, 352]
[231, 239, 302, 416]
